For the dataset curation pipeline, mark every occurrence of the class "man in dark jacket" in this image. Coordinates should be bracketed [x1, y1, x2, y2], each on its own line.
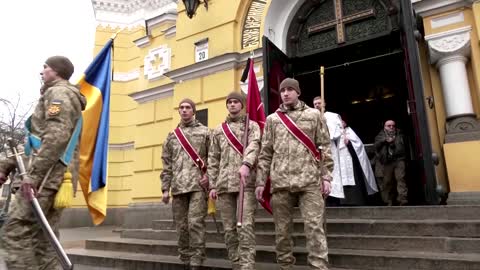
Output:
[374, 120, 408, 206]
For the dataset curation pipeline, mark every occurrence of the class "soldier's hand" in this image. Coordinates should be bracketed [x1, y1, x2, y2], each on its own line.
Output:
[21, 180, 37, 202]
[238, 164, 250, 186]
[321, 180, 331, 197]
[0, 172, 7, 186]
[162, 191, 170, 204]
[209, 189, 217, 200]
[200, 174, 209, 190]
[255, 186, 265, 202]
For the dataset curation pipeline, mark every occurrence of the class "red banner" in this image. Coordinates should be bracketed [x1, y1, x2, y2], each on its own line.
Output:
[247, 58, 272, 214]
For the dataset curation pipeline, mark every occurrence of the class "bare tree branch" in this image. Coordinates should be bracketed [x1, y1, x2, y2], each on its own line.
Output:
[0, 93, 34, 153]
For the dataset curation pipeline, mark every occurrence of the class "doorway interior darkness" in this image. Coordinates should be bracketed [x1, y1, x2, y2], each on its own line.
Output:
[284, 32, 425, 203]
[291, 33, 413, 147]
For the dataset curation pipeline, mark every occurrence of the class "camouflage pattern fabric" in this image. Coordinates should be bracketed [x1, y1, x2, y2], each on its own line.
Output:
[160, 120, 210, 195]
[272, 190, 329, 270]
[256, 101, 332, 270]
[207, 114, 261, 193]
[217, 191, 257, 270]
[208, 114, 261, 269]
[0, 78, 85, 270]
[256, 101, 333, 191]
[2, 189, 62, 270]
[172, 191, 207, 266]
[161, 120, 210, 266]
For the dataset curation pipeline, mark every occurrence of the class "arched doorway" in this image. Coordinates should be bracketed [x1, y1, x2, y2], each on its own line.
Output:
[262, 0, 437, 205]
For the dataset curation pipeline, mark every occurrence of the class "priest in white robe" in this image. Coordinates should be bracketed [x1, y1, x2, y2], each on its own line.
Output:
[313, 97, 344, 200]
[339, 120, 379, 205]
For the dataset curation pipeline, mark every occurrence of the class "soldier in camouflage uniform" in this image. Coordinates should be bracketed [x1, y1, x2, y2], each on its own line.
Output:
[161, 98, 210, 270]
[255, 78, 334, 270]
[208, 92, 261, 270]
[0, 56, 86, 270]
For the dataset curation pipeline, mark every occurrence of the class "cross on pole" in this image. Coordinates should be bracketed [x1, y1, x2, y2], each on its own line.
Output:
[307, 0, 375, 44]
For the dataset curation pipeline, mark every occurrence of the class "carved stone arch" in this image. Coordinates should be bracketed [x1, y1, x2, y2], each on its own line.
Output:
[240, 0, 268, 49]
[287, 0, 399, 58]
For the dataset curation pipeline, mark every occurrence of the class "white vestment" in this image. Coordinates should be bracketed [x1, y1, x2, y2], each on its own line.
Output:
[342, 127, 378, 194]
[324, 111, 345, 199]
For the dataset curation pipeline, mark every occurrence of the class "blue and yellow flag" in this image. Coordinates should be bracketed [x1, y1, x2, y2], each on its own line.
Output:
[78, 39, 113, 225]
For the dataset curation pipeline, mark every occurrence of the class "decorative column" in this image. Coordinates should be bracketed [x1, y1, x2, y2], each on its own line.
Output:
[425, 26, 480, 143]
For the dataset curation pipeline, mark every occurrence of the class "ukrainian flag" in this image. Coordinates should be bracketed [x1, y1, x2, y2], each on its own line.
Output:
[78, 39, 113, 225]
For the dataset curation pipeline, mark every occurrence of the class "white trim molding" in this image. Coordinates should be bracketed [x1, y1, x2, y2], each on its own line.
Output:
[92, 0, 177, 29]
[165, 48, 263, 83]
[109, 141, 135, 151]
[113, 69, 140, 82]
[134, 36, 151, 48]
[163, 25, 176, 38]
[425, 26, 474, 118]
[430, 11, 465, 29]
[144, 45, 172, 81]
[129, 82, 175, 104]
[425, 25, 472, 64]
[413, 0, 476, 17]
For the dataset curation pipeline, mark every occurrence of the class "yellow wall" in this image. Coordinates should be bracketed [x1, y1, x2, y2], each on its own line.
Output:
[91, 1, 480, 209]
[421, 7, 480, 193]
[444, 141, 480, 192]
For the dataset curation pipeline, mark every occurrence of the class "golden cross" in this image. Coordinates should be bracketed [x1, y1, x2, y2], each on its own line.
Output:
[307, 0, 375, 44]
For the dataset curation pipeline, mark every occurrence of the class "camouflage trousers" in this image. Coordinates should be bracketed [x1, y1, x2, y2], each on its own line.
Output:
[1, 188, 62, 270]
[217, 191, 257, 270]
[379, 160, 408, 205]
[172, 191, 207, 266]
[272, 189, 329, 270]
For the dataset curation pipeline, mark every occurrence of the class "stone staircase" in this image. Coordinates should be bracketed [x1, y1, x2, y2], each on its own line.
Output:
[67, 205, 480, 270]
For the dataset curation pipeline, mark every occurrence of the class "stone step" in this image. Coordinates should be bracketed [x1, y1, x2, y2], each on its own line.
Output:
[120, 228, 480, 253]
[152, 218, 480, 237]
[67, 248, 353, 270]
[122, 204, 480, 229]
[73, 238, 480, 270]
[254, 205, 480, 220]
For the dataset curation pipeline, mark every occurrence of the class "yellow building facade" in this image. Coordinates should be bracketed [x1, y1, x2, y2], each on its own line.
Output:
[82, 0, 480, 217]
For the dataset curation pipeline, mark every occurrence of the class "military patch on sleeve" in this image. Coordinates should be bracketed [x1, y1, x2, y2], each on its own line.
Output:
[48, 100, 63, 116]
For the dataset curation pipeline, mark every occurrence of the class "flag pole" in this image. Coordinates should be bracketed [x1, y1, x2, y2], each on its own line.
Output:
[237, 53, 254, 227]
[320, 66, 325, 116]
[110, 28, 124, 40]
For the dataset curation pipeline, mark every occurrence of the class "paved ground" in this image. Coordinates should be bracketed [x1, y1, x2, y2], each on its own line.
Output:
[0, 226, 119, 270]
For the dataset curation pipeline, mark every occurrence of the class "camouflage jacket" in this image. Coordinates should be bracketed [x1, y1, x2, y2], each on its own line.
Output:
[161, 120, 210, 196]
[0, 79, 86, 192]
[208, 114, 261, 194]
[256, 101, 333, 192]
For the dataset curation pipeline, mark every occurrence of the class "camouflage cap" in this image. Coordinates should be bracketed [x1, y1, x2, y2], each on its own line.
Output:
[179, 98, 196, 113]
[45, 56, 74, 80]
[226, 91, 245, 108]
[279, 78, 301, 94]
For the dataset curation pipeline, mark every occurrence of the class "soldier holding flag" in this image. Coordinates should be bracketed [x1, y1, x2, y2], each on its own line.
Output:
[255, 78, 333, 270]
[161, 98, 210, 270]
[0, 56, 86, 270]
[207, 92, 261, 270]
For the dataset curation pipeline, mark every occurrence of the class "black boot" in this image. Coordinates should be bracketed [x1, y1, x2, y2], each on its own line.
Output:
[183, 263, 190, 270]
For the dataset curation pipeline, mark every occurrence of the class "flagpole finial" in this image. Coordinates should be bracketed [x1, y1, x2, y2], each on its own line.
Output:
[110, 28, 124, 40]
[320, 66, 325, 75]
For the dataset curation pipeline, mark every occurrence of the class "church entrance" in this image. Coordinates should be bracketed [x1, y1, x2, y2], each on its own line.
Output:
[292, 34, 408, 146]
[262, 0, 436, 204]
